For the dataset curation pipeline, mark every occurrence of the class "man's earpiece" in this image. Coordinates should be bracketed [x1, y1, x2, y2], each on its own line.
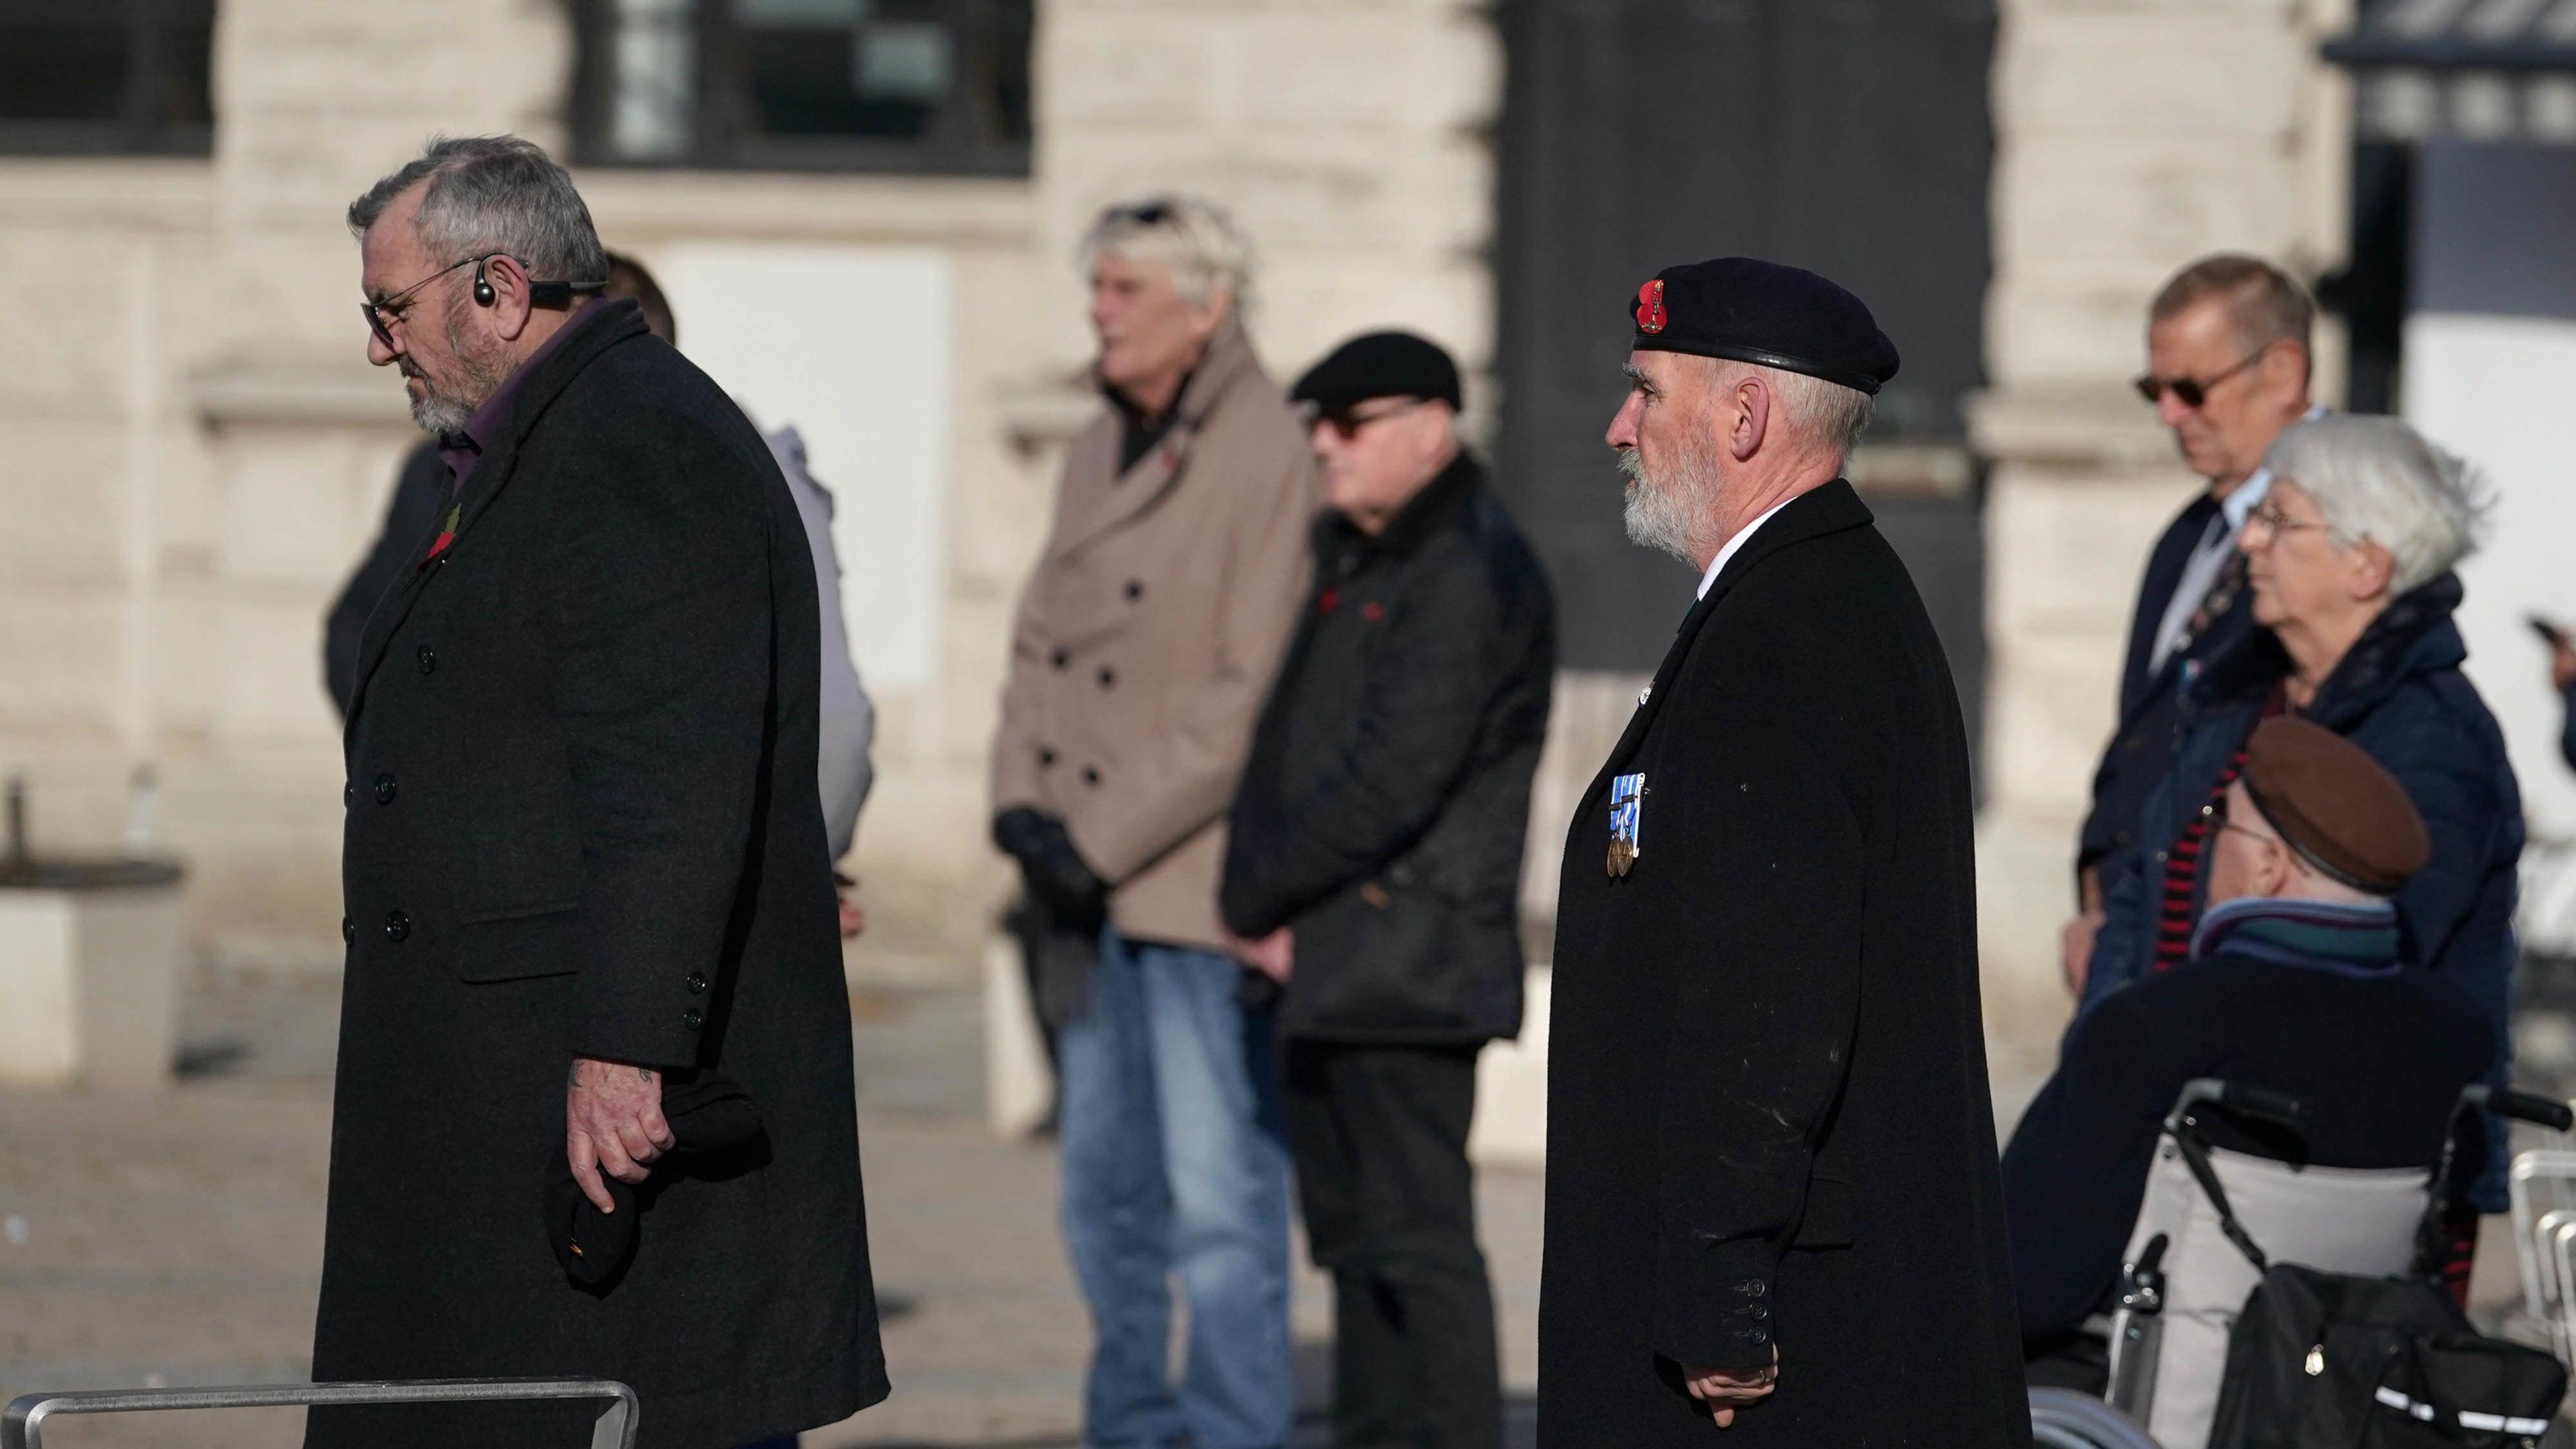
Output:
[472, 261, 496, 307]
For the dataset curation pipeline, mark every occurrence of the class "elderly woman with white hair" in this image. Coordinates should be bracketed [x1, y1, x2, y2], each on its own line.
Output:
[2082, 413, 2522, 1213]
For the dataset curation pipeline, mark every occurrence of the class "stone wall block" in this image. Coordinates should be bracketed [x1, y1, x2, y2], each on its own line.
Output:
[0, 588, 127, 735]
[1994, 139, 2304, 282]
[2000, 7, 2307, 138]
[1041, 13, 1227, 127]
[0, 422, 129, 584]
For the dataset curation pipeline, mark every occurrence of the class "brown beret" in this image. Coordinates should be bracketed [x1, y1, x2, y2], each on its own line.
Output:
[2240, 717, 2430, 894]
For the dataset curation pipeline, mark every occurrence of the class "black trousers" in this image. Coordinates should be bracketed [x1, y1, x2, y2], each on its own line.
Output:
[1283, 1040, 1502, 1449]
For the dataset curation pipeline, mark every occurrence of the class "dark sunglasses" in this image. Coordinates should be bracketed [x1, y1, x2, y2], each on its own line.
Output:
[2133, 347, 2268, 409]
[1305, 397, 1429, 440]
[362, 254, 608, 349]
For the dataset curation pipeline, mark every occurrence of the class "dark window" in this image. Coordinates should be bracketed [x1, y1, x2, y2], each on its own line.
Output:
[570, 0, 1034, 175]
[1493, 0, 1996, 673]
[0, 0, 215, 156]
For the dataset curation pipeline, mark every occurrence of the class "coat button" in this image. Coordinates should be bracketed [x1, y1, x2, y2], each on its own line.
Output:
[1739, 1279, 1766, 1298]
[685, 972, 708, 996]
[373, 772, 398, 805]
[417, 645, 437, 674]
[1124, 580, 1144, 601]
[1051, 647, 1070, 669]
[1037, 747, 1057, 768]
[682, 1008, 704, 1031]
[384, 910, 411, 943]
[341, 916, 354, 945]
[1096, 665, 1116, 689]
[1747, 1302, 1770, 1320]
[1746, 1326, 1770, 1344]
[1081, 766, 1102, 786]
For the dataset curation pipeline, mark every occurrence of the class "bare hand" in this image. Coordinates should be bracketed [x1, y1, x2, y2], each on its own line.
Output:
[1224, 926, 1293, 983]
[567, 1057, 676, 1214]
[2059, 911, 2102, 998]
[2551, 641, 2576, 693]
[837, 892, 866, 941]
[1684, 1348, 1778, 1428]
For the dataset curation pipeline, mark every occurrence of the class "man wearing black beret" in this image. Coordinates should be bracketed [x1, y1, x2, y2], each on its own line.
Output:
[1222, 331, 1554, 1449]
[1537, 258, 2029, 1444]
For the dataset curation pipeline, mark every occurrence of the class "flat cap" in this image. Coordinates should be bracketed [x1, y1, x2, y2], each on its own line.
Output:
[1626, 257, 1900, 395]
[2241, 717, 2430, 895]
[1292, 331, 1462, 411]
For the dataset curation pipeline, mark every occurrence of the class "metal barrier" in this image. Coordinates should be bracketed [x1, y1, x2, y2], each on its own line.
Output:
[2, 1377, 637, 1449]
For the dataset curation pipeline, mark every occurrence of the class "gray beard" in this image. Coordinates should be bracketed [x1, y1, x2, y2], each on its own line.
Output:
[409, 387, 472, 435]
[406, 304, 513, 436]
[1619, 446, 1703, 565]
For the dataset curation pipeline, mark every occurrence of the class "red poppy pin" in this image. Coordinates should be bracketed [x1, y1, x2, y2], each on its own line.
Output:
[1634, 278, 1668, 335]
[419, 503, 460, 570]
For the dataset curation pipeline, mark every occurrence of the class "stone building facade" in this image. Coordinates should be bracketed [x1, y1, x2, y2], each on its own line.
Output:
[0, 0, 2367, 1042]
[0, 0, 1499, 987]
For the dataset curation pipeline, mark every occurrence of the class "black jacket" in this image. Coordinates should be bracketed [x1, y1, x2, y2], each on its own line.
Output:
[322, 439, 446, 719]
[1220, 453, 1554, 1043]
[1538, 482, 2028, 1448]
[2004, 952, 2493, 1345]
[309, 301, 886, 1449]
[2078, 492, 2259, 879]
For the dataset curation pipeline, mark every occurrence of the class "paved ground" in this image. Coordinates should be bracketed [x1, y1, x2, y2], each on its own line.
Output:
[0, 971, 1538, 1448]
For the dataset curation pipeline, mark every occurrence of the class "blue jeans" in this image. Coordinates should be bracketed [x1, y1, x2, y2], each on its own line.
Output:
[1058, 929, 1293, 1449]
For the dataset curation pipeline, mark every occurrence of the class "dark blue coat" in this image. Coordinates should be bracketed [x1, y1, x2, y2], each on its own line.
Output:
[2078, 494, 2259, 882]
[2082, 575, 2524, 1200]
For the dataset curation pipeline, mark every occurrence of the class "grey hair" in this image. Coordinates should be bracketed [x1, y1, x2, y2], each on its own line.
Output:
[1077, 194, 1256, 307]
[347, 136, 607, 286]
[1709, 360, 1875, 464]
[2262, 414, 2489, 595]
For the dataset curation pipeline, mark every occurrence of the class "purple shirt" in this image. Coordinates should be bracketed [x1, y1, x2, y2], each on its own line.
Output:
[436, 299, 610, 488]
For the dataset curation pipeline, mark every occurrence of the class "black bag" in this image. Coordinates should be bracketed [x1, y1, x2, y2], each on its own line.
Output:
[2208, 1263, 2565, 1448]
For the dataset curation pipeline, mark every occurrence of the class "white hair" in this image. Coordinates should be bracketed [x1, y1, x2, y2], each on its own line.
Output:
[2261, 415, 2489, 595]
[1754, 364, 1876, 466]
[1077, 195, 1256, 307]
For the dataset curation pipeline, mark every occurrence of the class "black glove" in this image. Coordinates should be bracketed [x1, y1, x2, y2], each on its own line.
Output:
[993, 806, 1110, 928]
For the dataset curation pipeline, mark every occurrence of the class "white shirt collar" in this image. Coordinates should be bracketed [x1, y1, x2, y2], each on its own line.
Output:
[1696, 496, 1796, 600]
[2220, 466, 2273, 533]
[2219, 404, 2326, 533]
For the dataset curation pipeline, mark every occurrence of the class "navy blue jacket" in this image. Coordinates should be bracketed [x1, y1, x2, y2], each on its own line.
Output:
[2078, 494, 2259, 881]
[2082, 575, 2523, 1200]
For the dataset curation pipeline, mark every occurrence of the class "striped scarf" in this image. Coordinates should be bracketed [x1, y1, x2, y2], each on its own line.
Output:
[2187, 895, 2403, 977]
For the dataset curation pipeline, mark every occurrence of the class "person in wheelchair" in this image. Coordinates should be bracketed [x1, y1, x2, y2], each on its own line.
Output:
[2004, 716, 2496, 1389]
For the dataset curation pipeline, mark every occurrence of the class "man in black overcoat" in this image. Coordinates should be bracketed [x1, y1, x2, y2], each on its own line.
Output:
[314, 136, 885, 1449]
[1537, 258, 2027, 1446]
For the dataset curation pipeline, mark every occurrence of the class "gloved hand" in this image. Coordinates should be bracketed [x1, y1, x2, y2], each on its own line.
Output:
[993, 807, 1109, 929]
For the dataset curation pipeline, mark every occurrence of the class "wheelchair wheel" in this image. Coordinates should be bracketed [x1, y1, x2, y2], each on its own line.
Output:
[2029, 1387, 2162, 1449]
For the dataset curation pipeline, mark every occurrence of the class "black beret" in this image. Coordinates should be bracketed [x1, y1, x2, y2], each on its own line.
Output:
[1291, 331, 1462, 411]
[1626, 257, 1899, 395]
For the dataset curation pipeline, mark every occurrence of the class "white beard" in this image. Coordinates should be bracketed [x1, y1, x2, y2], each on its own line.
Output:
[1619, 443, 1706, 565]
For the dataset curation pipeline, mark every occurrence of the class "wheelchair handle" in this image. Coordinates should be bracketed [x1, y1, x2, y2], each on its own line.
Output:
[2167, 1077, 2304, 1134]
[2463, 1085, 2575, 1132]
